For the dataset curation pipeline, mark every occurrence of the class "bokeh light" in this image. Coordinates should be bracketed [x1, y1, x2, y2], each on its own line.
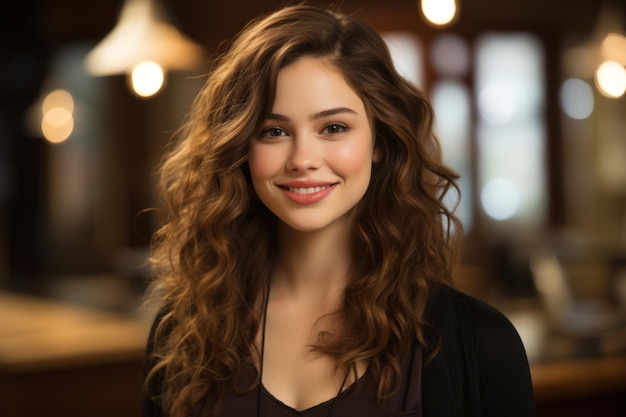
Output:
[41, 89, 75, 143]
[421, 0, 457, 27]
[130, 61, 165, 98]
[595, 60, 626, 98]
[560, 78, 594, 119]
[481, 177, 521, 220]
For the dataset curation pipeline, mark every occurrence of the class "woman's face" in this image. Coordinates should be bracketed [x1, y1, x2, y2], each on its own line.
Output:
[248, 56, 377, 233]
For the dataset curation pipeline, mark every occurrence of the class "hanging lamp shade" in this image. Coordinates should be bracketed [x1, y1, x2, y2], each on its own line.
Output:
[84, 0, 206, 76]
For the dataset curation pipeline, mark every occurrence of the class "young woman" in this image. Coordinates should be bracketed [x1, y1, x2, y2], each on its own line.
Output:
[142, 4, 535, 417]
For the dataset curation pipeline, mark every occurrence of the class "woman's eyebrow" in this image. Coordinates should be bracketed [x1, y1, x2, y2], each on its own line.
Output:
[265, 113, 290, 122]
[310, 107, 358, 120]
[266, 107, 358, 122]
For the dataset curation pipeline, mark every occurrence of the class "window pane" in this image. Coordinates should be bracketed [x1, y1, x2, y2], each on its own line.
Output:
[475, 33, 546, 229]
[432, 80, 473, 229]
[382, 32, 424, 88]
[430, 32, 470, 77]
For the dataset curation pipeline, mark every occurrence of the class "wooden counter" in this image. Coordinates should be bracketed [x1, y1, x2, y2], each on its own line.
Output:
[0, 290, 153, 417]
[0, 290, 152, 373]
[532, 354, 626, 417]
[532, 354, 626, 403]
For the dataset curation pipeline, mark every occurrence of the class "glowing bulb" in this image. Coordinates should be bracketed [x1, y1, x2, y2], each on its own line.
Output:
[595, 60, 626, 98]
[42, 108, 74, 143]
[421, 0, 457, 27]
[130, 61, 165, 98]
[40, 89, 75, 143]
[42, 89, 74, 114]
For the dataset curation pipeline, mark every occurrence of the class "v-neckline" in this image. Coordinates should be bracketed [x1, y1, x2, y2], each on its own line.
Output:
[259, 367, 368, 415]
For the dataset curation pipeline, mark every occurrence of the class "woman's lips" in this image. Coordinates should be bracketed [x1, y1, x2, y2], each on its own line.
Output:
[279, 183, 337, 205]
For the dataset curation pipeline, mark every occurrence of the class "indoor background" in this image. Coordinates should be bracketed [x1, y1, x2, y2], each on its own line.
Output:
[1, 0, 625, 416]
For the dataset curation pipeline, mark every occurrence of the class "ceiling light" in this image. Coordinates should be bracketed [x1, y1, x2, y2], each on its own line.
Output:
[84, 0, 206, 77]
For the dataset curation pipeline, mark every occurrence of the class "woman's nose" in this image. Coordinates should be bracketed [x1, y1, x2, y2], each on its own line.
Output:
[285, 136, 322, 172]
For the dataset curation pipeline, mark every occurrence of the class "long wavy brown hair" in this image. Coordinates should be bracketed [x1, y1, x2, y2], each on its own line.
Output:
[144, 3, 462, 417]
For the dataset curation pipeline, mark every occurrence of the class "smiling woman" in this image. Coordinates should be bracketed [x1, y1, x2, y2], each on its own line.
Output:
[141, 4, 535, 417]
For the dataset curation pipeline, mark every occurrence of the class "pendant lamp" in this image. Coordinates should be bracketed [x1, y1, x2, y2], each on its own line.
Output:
[84, 0, 206, 76]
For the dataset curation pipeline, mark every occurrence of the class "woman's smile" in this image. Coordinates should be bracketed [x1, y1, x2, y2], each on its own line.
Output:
[279, 182, 338, 205]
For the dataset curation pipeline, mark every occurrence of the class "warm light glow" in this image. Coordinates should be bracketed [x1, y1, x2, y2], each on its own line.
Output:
[421, 0, 457, 27]
[42, 89, 74, 114]
[42, 108, 74, 143]
[595, 60, 626, 98]
[40, 89, 75, 143]
[130, 61, 165, 97]
[601, 33, 626, 67]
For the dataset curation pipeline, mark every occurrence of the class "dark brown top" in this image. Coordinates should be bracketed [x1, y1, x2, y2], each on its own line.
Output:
[208, 345, 422, 417]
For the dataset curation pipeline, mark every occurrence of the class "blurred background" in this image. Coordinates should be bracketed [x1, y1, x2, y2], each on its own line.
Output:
[1, 0, 626, 416]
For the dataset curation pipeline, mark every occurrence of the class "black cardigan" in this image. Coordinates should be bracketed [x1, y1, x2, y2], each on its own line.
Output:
[142, 284, 535, 416]
[422, 284, 535, 416]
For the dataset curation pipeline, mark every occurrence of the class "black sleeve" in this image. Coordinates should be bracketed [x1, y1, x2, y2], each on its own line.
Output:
[142, 309, 168, 417]
[473, 298, 536, 417]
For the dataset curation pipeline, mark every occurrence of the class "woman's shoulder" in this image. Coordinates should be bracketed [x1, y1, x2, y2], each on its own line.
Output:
[426, 283, 517, 334]
[424, 282, 529, 364]
[422, 284, 536, 416]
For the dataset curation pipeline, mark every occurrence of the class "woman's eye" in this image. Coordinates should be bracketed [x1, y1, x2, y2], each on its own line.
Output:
[321, 123, 348, 135]
[260, 127, 287, 137]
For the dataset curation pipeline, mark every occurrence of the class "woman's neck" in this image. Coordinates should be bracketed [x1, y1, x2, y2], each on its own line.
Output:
[272, 222, 352, 302]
